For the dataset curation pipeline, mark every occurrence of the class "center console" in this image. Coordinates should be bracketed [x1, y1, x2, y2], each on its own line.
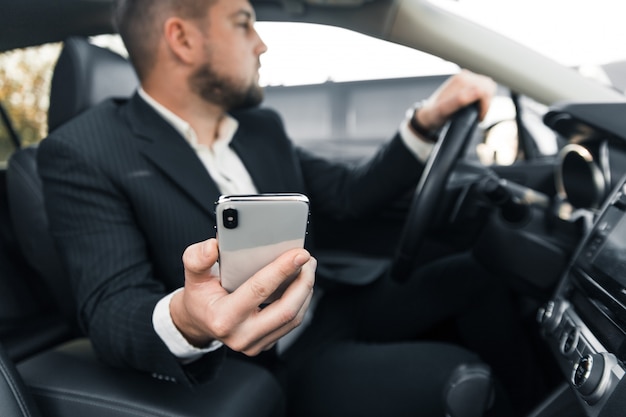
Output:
[539, 176, 626, 416]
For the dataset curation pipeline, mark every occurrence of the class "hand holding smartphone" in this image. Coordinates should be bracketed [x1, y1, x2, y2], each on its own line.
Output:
[215, 193, 310, 296]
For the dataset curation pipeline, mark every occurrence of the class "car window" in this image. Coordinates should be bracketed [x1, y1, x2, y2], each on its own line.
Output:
[0, 103, 18, 167]
[0, 43, 61, 165]
[256, 22, 458, 86]
[256, 22, 464, 161]
[0, 37, 125, 166]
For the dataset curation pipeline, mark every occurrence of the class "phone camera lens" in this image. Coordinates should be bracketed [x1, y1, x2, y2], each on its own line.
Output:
[223, 208, 238, 229]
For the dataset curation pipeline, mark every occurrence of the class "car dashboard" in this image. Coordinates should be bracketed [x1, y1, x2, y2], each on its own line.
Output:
[538, 101, 626, 416]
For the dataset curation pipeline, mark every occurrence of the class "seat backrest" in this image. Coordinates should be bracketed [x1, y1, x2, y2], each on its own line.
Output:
[0, 343, 41, 417]
[6, 36, 138, 329]
[48, 36, 139, 132]
[7, 147, 73, 323]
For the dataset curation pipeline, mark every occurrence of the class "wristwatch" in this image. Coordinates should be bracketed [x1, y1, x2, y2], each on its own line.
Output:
[407, 100, 441, 143]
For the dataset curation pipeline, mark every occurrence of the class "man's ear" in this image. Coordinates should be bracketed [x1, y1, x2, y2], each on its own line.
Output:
[163, 17, 201, 65]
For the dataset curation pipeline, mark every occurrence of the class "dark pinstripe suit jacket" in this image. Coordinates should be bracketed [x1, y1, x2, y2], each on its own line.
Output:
[37, 92, 423, 384]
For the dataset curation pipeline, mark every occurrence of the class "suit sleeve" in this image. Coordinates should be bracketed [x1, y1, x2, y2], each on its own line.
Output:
[296, 133, 425, 220]
[250, 108, 424, 220]
[37, 135, 225, 385]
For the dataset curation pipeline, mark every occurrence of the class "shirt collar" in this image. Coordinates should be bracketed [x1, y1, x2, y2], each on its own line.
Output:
[137, 87, 239, 150]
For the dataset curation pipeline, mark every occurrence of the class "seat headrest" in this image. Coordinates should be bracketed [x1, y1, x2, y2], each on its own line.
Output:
[48, 37, 139, 132]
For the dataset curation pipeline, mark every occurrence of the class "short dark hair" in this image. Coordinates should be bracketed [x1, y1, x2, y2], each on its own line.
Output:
[114, 0, 216, 80]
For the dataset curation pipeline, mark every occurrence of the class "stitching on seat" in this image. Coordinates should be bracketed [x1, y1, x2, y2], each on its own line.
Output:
[30, 387, 183, 417]
[0, 358, 36, 417]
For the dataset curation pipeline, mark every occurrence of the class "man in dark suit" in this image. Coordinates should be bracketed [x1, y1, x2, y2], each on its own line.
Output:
[37, 0, 529, 415]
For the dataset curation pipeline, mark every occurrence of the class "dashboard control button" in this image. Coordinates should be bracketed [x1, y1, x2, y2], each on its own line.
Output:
[572, 353, 607, 403]
[560, 327, 579, 355]
[537, 301, 554, 324]
[538, 300, 563, 333]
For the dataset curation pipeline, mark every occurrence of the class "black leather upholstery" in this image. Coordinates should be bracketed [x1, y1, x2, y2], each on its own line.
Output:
[48, 37, 138, 132]
[7, 146, 74, 325]
[7, 37, 286, 417]
[17, 339, 284, 417]
[443, 363, 494, 417]
[0, 343, 41, 417]
[7, 36, 139, 326]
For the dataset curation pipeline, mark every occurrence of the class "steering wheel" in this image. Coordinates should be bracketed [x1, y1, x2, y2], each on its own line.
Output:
[390, 103, 480, 282]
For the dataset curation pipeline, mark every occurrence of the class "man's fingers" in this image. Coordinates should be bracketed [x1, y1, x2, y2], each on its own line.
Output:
[220, 256, 316, 355]
[245, 287, 314, 355]
[182, 238, 220, 280]
[180, 241, 316, 357]
[256, 255, 316, 326]
[236, 248, 311, 307]
[231, 264, 316, 355]
[426, 70, 496, 127]
[455, 71, 496, 120]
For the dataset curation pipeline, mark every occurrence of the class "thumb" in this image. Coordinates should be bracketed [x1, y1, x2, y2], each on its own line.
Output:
[182, 238, 220, 282]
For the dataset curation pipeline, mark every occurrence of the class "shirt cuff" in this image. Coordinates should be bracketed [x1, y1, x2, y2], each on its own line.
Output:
[399, 114, 435, 163]
[153, 288, 223, 362]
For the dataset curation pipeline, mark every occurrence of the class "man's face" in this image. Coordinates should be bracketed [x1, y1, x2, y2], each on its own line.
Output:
[189, 0, 267, 111]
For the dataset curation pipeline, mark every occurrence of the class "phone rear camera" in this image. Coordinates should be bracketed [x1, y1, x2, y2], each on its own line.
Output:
[223, 208, 238, 229]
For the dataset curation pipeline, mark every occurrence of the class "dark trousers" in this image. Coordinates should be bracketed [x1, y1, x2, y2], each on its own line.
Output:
[280, 252, 538, 417]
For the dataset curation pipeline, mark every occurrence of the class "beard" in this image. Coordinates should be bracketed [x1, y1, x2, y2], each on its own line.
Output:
[189, 61, 264, 111]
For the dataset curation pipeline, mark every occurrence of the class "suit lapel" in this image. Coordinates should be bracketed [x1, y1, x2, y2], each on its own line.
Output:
[123, 94, 220, 217]
[228, 114, 297, 193]
[228, 121, 273, 192]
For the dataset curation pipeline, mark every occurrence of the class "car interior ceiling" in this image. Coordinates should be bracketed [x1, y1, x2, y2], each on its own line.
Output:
[0, 36, 288, 417]
[1, 0, 386, 53]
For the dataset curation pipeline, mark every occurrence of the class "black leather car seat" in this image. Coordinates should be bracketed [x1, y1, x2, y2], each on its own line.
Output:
[6, 36, 139, 329]
[6, 36, 285, 417]
[0, 343, 41, 417]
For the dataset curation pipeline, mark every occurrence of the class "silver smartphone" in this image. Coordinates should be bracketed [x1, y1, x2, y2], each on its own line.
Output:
[215, 193, 310, 294]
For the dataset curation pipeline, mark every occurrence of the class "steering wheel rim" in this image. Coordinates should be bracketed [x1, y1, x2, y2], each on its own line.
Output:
[390, 103, 480, 282]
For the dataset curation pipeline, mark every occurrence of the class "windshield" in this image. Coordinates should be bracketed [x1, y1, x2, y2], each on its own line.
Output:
[257, 0, 626, 88]
[256, 22, 458, 87]
[446, 0, 626, 68]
